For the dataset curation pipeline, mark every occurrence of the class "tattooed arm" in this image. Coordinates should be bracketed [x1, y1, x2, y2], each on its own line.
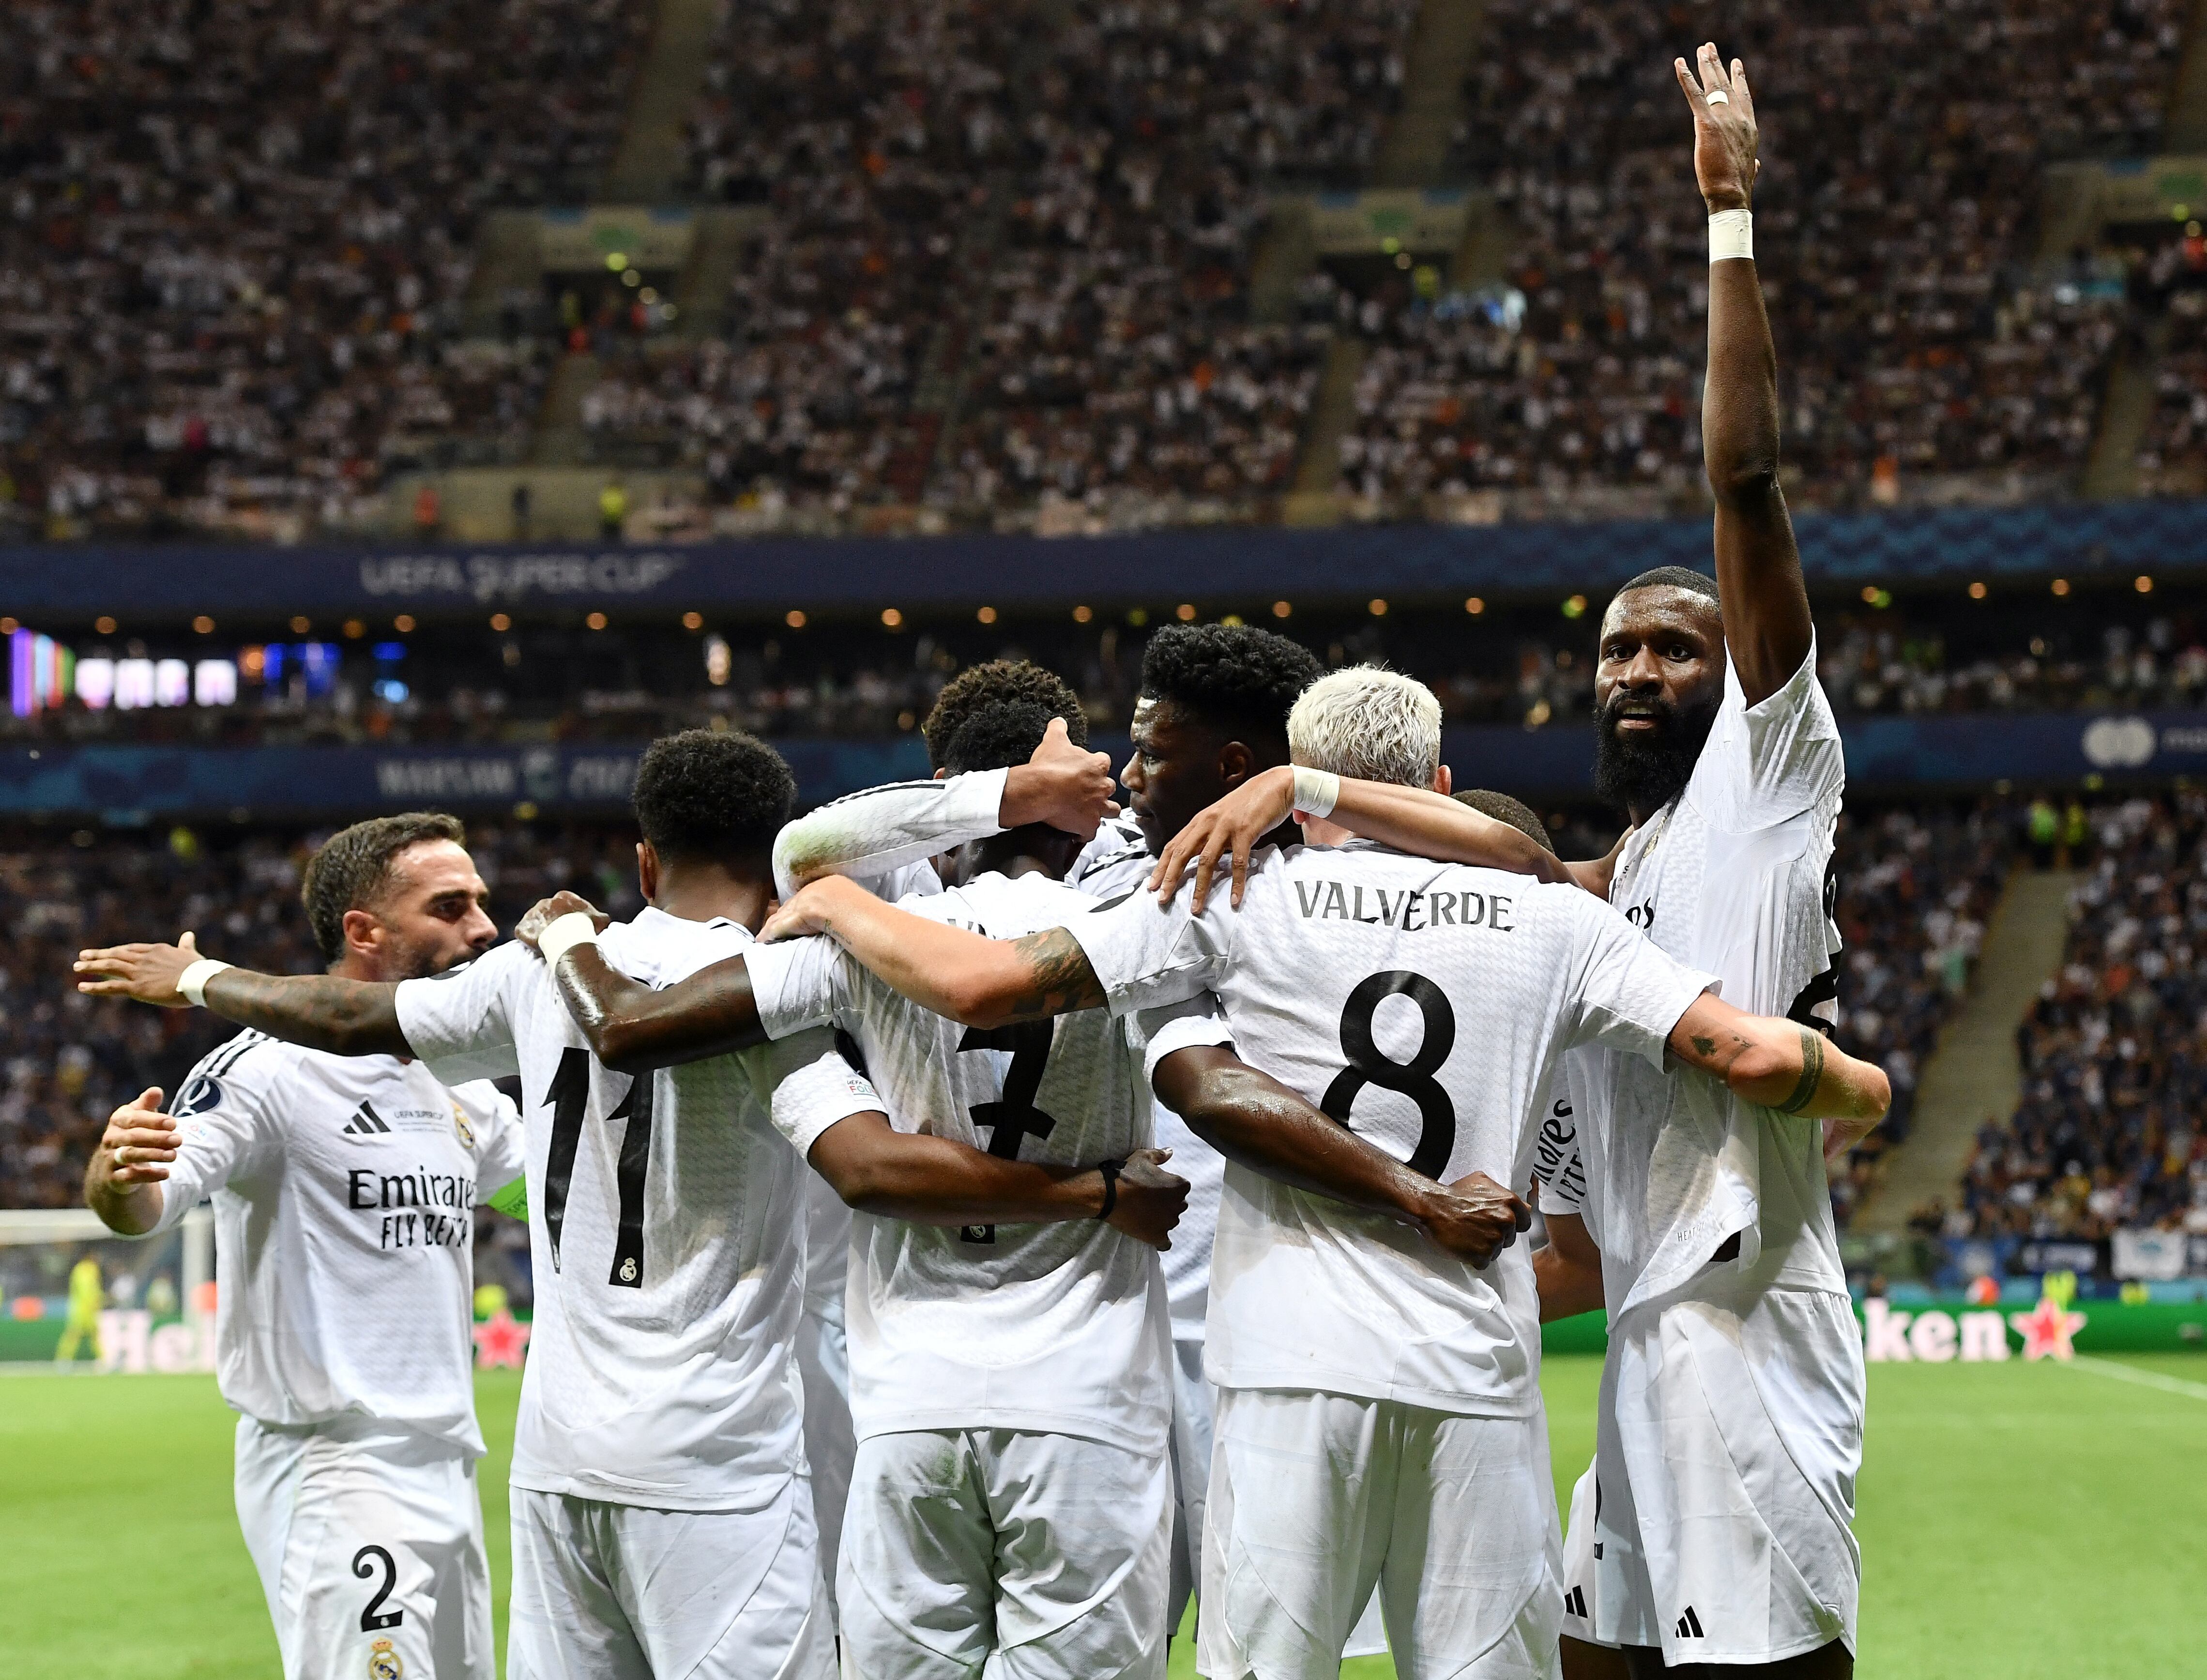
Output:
[760, 875, 1105, 1029]
[74, 938, 412, 1056]
[1664, 993, 1887, 1126]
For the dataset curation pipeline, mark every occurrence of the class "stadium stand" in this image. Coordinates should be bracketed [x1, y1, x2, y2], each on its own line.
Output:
[1945, 791, 2207, 1245]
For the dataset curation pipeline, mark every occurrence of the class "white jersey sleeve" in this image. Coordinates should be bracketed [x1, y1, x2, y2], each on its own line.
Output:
[757, 1026, 886, 1159]
[772, 769, 1009, 899]
[395, 941, 532, 1083]
[1532, 1071, 1588, 1218]
[1696, 637, 1843, 832]
[1135, 995, 1238, 1087]
[453, 1081, 528, 1201]
[1559, 890, 1717, 1068]
[741, 934, 854, 1040]
[148, 1033, 285, 1235]
[1062, 877, 1231, 1017]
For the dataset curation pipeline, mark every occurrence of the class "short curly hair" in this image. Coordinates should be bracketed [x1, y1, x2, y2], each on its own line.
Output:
[921, 660, 1085, 770]
[1454, 789, 1554, 853]
[944, 701, 1060, 777]
[301, 812, 467, 962]
[1139, 624, 1322, 745]
[632, 728, 796, 862]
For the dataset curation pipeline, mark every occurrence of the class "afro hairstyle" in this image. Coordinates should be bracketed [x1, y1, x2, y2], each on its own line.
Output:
[631, 728, 797, 862]
[943, 701, 1062, 777]
[1139, 622, 1322, 744]
[1453, 789, 1554, 853]
[921, 660, 1086, 771]
[301, 811, 468, 961]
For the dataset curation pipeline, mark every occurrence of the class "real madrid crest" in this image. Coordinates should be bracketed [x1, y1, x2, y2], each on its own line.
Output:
[367, 1637, 405, 1680]
[453, 1105, 476, 1150]
[618, 1256, 639, 1283]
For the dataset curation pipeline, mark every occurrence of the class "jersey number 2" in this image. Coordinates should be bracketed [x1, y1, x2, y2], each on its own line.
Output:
[352, 1544, 402, 1631]
[1322, 971, 1456, 1179]
[542, 1046, 655, 1288]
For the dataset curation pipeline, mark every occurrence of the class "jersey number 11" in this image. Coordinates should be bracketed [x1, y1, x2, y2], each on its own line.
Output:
[540, 1046, 655, 1288]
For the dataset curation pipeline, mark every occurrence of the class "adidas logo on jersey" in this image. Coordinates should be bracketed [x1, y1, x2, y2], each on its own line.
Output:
[343, 1101, 393, 1137]
[1563, 1585, 1589, 1620]
[1674, 1606, 1705, 1639]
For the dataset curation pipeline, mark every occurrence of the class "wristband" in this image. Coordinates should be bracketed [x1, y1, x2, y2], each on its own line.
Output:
[1291, 766, 1340, 820]
[1096, 1157, 1126, 1221]
[178, 958, 233, 1009]
[537, 912, 601, 968]
[1709, 207, 1753, 263]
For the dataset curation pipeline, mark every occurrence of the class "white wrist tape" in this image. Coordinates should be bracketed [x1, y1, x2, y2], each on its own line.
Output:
[1709, 208, 1753, 263]
[178, 958, 233, 1009]
[537, 912, 600, 968]
[1291, 766, 1340, 820]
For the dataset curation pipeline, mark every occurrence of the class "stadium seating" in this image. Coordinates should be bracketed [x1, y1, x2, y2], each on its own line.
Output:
[1947, 792, 2207, 1244]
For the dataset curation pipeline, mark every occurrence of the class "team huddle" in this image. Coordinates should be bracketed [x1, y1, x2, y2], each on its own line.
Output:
[76, 49, 1881, 1680]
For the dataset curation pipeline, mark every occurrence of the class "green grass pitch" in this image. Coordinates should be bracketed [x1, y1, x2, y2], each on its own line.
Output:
[4, 1355, 2203, 1677]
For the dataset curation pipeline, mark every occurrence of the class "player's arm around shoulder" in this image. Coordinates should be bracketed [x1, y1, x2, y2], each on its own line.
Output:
[1667, 991, 1888, 1132]
[518, 890, 768, 1073]
[75, 932, 413, 1057]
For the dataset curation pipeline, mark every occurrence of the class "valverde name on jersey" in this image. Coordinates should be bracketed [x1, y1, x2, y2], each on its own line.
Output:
[1290, 876, 1518, 932]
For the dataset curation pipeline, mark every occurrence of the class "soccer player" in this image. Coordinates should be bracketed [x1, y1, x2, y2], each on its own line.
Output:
[81, 813, 526, 1680]
[54, 1248, 105, 1365]
[769, 628, 1331, 1647]
[75, 731, 1167, 1680]
[751, 667, 1890, 1680]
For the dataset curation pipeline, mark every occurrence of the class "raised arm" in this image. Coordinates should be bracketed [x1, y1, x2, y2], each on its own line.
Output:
[1146, 764, 1588, 913]
[1666, 992, 1887, 1127]
[773, 718, 1118, 895]
[807, 1117, 1188, 1249]
[1678, 44, 1811, 706]
[74, 936, 411, 1057]
[1151, 1045, 1530, 1268]
[759, 875, 1104, 1029]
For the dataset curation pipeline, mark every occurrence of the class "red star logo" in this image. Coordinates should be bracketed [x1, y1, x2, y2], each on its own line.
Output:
[472, 1308, 531, 1370]
[2008, 1296, 2086, 1361]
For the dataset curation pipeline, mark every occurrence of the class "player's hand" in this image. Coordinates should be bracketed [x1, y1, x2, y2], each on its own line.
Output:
[74, 931, 203, 1007]
[515, 891, 610, 952]
[1148, 764, 1295, 913]
[1106, 1147, 1188, 1250]
[1002, 716, 1119, 841]
[1675, 42, 1758, 213]
[1414, 1172, 1533, 1268]
[758, 875, 859, 943]
[98, 1088, 181, 1184]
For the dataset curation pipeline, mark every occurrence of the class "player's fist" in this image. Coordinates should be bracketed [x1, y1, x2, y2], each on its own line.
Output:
[74, 931, 203, 1007]
[1002, 716, 1118, 841]
[100, 1088, 181, 1184]
[1674, 42, 1758, 212]
[515, 891, 610, 952]
[1415, 1171, 1533, 1268]
[1105, 1147, 1188, 1251]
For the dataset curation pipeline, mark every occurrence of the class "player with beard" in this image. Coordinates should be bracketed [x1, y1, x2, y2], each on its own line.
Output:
[82, 814, 525, 1680]
[1138, 46, 1866, 1679]
[766, 627, 1366, 1652]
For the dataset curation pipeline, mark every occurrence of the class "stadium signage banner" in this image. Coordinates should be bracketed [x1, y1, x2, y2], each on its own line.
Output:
[7, 710, 2207, 816]
[6, 499, 2206, 614]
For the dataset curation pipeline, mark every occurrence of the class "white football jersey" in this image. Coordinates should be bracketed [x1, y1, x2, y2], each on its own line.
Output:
[744, 870, 1187, 1456]
[149, 1033, 524, 1455]
[394, 911, 882, 1510]
[1568, 645, 1847, 1320]
[1068, 840, 1714, 1418]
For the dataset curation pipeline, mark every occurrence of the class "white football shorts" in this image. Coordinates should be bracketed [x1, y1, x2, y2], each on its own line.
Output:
[1199, 1387, 1560, 1680]
[838, 1427, 1172, 1680]
[798, 1288, 857, 1629]
[1586, 1288, 1863, 1665]
[232, 1416, 494, 1680]
[506, 1476, 833, 1680]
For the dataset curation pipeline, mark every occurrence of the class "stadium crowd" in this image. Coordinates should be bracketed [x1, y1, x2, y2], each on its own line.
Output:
[0, 0, 649, 541]
[1944, 792, 2207, 1245]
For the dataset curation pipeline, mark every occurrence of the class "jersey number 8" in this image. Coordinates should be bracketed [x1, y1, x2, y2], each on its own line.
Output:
[1322, 971, 1456, 1179]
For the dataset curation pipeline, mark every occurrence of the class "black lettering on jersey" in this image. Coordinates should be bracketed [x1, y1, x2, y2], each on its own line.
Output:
[353, 1545, 403, 1631]
[606, 1070, 655, 1288]
[954, 1021, 1061, 1247]
[540, 1046, 591, 1272]
[1323, 972, 1456, 1179]
[1787, 860, 1842, 1038]
[1625, 899, 1656, 933]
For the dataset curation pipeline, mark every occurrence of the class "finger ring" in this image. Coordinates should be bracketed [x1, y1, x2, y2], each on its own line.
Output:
[1705, 90, 1729, 106]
